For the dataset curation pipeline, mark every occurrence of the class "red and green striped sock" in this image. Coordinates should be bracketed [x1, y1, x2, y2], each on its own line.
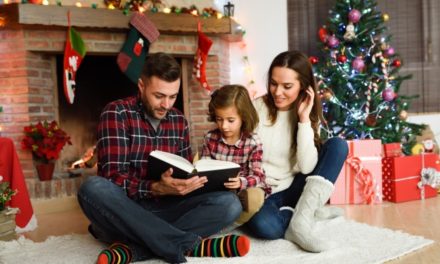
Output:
[97, 242, 132, 264]
[188, 234, 250, 258]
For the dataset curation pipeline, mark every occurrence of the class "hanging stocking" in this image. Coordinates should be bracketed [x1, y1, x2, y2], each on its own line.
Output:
[193, 21, 213, 91]
[117, 13, 160, 84]
[63, 11, 86, 104]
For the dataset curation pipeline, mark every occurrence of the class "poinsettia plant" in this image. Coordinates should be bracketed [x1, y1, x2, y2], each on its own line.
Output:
[0, 176, 17, 211]
[21, 120, 72, 164]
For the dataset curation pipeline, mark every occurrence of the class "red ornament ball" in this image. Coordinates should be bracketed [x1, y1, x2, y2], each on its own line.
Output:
[318, 28, 329, 43]
[309, 56, 319, 64]
[392, 59, 401, 67]
[337, 55, 347, 63]
[365, 115, 377, 127]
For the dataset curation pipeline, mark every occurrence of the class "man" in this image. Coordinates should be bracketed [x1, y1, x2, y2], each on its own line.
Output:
[77, 53, 250, 264]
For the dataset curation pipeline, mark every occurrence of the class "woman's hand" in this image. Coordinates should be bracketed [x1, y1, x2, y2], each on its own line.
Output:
[298, 86, 315, 123]
[224, 176, 240, 190]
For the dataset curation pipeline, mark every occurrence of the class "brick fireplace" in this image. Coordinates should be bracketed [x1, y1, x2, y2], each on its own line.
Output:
[0, 3, 242, 198]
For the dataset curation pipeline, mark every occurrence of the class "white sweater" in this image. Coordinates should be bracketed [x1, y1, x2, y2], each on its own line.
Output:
[253, 98, 318, 194]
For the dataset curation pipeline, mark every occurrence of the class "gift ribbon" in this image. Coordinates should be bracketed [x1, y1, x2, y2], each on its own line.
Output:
[345, 156, 378, 204]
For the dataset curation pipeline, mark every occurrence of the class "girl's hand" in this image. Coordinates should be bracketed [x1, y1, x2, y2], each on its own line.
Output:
[224, 176, 240, 190]
[298, 86, 315, 123]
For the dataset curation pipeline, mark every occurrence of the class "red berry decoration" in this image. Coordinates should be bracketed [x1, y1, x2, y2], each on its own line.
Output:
[392, 59, 401, 67]
[337, 55, 347, 63]
[309, 56, 319, 64]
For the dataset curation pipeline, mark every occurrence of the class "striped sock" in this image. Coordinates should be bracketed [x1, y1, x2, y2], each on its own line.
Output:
[97, 242, 132, 264]
[188, 234, 250, 258]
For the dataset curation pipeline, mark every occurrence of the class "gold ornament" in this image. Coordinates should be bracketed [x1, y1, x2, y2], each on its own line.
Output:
[383, 13, 390, 22]
[399, 110, 408, 120]
[322, 90, 334, 101]
[411, 143, 424, 155]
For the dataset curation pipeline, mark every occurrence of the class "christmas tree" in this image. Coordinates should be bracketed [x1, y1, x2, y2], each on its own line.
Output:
[312, 0, 424, 155]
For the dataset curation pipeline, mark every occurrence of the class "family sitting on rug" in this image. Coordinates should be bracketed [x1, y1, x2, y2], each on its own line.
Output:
[77, 51, 348, 264]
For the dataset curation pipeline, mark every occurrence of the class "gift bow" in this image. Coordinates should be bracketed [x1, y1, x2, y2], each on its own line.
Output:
[346, 156, 378, 204]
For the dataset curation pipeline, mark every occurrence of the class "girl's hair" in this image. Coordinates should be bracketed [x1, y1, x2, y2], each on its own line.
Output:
[208, 84, 259, 134]
[263, 50, 324, 155]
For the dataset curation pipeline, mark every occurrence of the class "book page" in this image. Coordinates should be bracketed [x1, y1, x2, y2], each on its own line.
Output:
[149, 150, 194, 173]
[194, 159, 240, 172]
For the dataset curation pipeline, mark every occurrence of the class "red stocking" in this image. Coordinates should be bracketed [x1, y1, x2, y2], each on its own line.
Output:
[63, 12, 86, 104]
[193, 22, 213, 91]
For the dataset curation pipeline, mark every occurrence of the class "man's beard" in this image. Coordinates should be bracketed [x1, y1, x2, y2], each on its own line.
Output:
[141, 94, 168, 119]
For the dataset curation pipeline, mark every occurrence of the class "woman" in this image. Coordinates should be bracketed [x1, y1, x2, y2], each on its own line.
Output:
[247, 50, 348, 252]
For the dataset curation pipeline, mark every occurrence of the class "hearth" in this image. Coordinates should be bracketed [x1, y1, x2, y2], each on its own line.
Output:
[0, 3, 241, 198]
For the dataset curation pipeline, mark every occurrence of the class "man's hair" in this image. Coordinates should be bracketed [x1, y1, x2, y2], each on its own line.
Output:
[142, 53, 181, 82]
[207, 84, 259, 134]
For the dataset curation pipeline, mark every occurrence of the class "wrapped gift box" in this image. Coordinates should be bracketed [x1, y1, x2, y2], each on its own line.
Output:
[330, 139, 382, 204]
[383, 143, 403, 158]
[382, 154, 439, 203]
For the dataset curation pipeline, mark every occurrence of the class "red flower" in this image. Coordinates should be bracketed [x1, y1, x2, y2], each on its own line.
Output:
[21, 120, 72, 164]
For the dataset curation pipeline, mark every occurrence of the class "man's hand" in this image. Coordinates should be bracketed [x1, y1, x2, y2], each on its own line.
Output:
[151, 168, 208, 196]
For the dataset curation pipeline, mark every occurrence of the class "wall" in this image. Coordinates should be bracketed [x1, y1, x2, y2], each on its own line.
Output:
[229, 0, 288, 97]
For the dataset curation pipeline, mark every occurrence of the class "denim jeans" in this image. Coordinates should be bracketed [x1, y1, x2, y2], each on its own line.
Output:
[77, 176, 242, 263]
[246, 137, 348, 239]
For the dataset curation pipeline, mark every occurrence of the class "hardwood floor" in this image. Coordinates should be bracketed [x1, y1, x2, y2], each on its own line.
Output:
[22, 196, 440, 263]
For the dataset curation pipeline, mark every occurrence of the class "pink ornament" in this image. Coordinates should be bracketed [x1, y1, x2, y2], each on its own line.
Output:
[382, 88, 395, 102]
[348, 9, 362, 23]
[386, 47, 395, 56]
[327, 35, 339, 48]
[352, 57, 365, 71]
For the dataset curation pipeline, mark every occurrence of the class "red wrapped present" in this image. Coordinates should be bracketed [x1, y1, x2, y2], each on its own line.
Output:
[382, 153, 439, 203]
[383, 143, 403, 158]
[330, 139, 382, 204]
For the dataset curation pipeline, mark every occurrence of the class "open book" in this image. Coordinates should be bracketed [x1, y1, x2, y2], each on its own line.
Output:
[148, 150, 241, 194]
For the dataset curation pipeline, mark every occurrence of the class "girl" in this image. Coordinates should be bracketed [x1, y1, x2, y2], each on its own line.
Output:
[247, 51, 348, 252]
[201, 85, 271, 227]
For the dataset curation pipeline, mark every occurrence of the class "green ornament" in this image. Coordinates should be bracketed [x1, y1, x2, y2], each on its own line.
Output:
[91, 3, 97, 9]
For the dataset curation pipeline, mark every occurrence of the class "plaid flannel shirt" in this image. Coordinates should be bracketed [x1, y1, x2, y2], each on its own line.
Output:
[201, 129, 271, 195]
[97, 96, 192, 200]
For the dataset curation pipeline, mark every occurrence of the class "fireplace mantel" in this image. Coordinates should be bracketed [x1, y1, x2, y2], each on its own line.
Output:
[0, 3, 242, 41]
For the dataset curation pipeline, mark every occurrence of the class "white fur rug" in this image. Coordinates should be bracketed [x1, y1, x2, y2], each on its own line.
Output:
[0, 217, 433, 264]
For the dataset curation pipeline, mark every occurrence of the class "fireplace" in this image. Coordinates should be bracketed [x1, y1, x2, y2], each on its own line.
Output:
[0, 3, 242, 198]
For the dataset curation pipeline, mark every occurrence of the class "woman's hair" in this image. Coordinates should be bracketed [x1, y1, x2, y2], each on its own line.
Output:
[263, 50, 324, 154]
[208, 84, 259, 135]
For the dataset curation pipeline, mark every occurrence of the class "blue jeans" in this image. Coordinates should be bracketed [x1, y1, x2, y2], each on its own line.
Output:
[77, 176, 242, 263]
[246, 137, 348, 239]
